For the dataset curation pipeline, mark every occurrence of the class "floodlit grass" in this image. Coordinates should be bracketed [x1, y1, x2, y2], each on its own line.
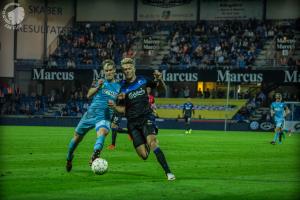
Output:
[0, 126, 299, 200]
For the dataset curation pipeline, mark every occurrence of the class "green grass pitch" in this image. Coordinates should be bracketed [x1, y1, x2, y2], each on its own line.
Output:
[0, 126, 299, 200]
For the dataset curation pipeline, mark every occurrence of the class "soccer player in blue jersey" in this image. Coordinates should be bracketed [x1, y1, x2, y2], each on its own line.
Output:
[183, 98, 195, 134]
[270, 93, 290, 145]
[66, 59, 121, 172]
[109, 57, 175, 181]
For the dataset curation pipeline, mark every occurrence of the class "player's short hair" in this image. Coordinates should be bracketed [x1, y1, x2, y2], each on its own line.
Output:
[102, 59, 115, 69]
[275, 93, 282, 99]
[121, 57, 134, 66]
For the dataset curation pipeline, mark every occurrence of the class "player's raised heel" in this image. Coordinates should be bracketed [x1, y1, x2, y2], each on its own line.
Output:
[167, 173, 176, 181]
[107, 144, 115, 150]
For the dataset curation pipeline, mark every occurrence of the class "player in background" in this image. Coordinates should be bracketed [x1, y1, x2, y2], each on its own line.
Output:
[65, 60, 121, 171]
[107, 112, 129, 150]
[182, 98, 195, 134]
[147, 87, 158, 117]
[270, 93, 290, 145]
[109, 57, 175, 181]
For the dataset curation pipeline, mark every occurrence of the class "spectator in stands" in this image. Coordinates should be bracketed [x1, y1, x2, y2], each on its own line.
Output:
[67, 58, 76, 69]
[204, 88, 210, 98]
[48, 56, 58, 68]
[183, 86, 190, 98]
[196, 89, 203, 98]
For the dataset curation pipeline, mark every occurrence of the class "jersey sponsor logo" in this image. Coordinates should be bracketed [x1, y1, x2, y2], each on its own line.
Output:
[260, 122, 274, 131]
[128, 88, 146, 99]
[102, 89, 118, 98]
[250, 121, 259, 130]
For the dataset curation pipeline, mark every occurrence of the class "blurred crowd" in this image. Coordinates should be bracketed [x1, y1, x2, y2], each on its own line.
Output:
[48, 20, 298, 70]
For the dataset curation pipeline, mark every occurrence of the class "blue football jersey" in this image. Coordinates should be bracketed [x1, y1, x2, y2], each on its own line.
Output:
[88, 80, 121, 120]
[183, 102, 194, 117]
[271, 102, 286, 122]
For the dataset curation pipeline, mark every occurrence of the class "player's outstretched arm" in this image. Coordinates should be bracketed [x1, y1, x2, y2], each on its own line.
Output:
[270, 105, 275, 117]
[87, 79, 103, 99]
[153, 70, 166, 94]
[108, 100, 125, 114]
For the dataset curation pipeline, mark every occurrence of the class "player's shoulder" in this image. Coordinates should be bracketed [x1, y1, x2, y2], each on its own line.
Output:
[136, 75, 148, 82]
[281, 102, 287, 106]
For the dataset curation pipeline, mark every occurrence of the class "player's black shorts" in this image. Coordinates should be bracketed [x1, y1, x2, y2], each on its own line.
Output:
[112, 115, 121, 126]
[127, 113, 158, 148]
[184, 115, 191, 123]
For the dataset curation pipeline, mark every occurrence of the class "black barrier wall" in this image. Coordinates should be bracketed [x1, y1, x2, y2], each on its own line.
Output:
[0, 117, 252, 132]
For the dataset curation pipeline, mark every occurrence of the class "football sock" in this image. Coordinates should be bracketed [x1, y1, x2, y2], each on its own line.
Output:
[273, 132, 279, 142]
[279, 131, 283, 142]
[94, 134, 106, 152]
[67, 138, 77, 161]
[153, 147, 171, 174]
[111, 129, 117, 146]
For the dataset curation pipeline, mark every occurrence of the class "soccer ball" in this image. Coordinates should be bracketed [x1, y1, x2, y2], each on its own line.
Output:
[91, 158, 108, 175]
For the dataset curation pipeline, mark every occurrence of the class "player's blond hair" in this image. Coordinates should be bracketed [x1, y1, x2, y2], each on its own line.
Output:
[102, 59, 115, 69]
[121, 57, 135, 67]
[275, 93, 282, 98]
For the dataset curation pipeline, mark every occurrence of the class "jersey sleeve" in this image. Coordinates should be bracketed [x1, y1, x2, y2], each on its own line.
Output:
[283, 102, 288, 109]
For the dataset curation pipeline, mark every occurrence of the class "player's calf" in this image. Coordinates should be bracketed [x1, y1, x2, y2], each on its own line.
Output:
[136, 144, 149, 160]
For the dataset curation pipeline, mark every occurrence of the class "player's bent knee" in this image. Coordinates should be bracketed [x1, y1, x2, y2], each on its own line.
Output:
[136, 145, 149, 160]
[148, 137, 159, 150]
[140, 153, 149, 160]
[74, 133, 83, 142]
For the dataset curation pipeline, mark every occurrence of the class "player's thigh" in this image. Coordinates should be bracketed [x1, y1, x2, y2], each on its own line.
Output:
[111, 122, 118, 129]
[129, 126, 146, 148]
[95, 120, 111, 136]
[141, 117, 157, 137]
[135, 144, 149, 160]
[75, 114, 95, 136]
[275, 120, 284, 131]
[146, 134, 159, 149]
